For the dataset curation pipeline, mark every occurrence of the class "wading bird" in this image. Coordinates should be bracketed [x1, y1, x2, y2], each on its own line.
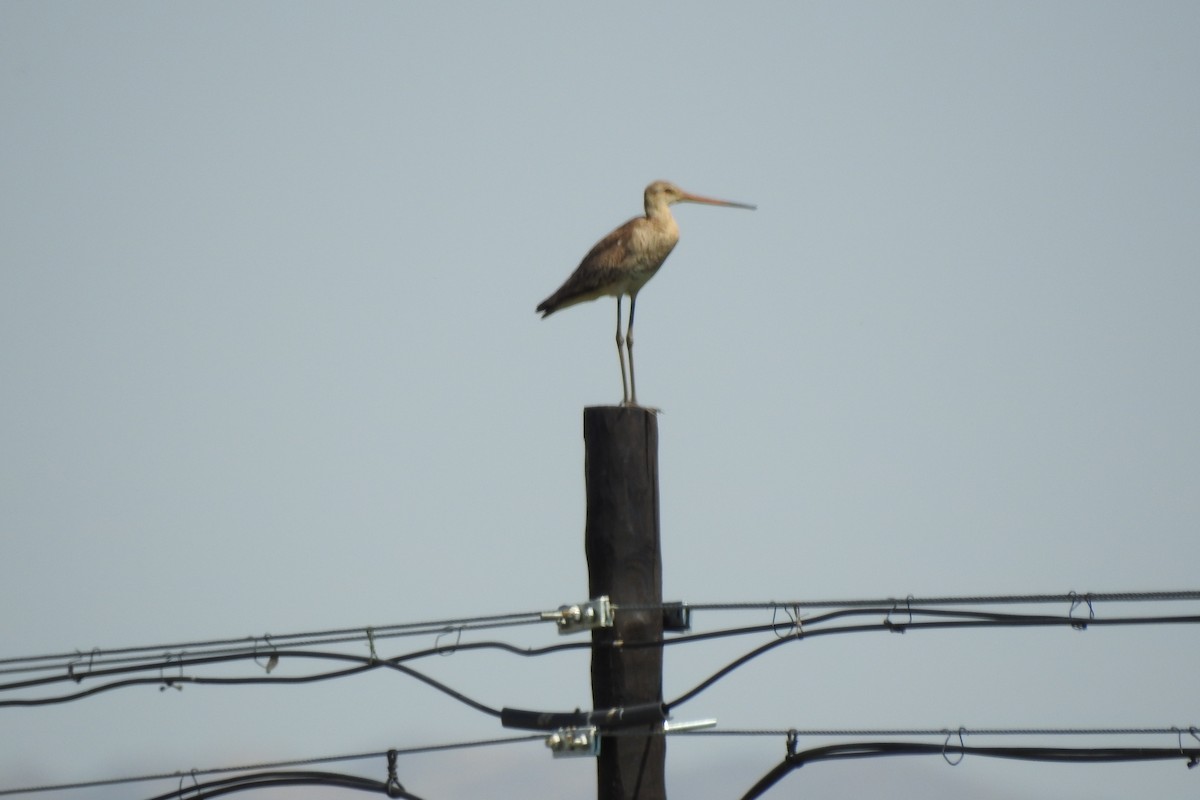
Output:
[537, 180, 754, 406]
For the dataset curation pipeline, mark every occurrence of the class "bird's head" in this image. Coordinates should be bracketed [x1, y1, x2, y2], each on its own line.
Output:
[643, 180, 756, 216]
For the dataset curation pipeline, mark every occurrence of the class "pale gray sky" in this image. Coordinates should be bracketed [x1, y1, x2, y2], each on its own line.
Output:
[2, 2, 1199, 798]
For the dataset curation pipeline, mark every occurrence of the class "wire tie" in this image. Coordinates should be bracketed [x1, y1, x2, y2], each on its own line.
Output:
[367, 627, 378, 664]
[159, 652, 184, 692]
[70, 647, 99, 682]
[254, 635, 279, 673]
[884, 596, 912, 633]
[942, 728, 966, 766]
[1180, 727, 1200, 768]
[178, 768, 200, 798]
[771, 605, 787, 639]
[1067, 590, 1092, 630]
[436, 625, 462, 655]
[772, 604, 804, 640]
[385, 749, 405, 797]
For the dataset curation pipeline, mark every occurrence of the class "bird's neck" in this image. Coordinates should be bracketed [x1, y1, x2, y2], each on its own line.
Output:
[642, 203, 680, 243]
[645, 199, 674, 221]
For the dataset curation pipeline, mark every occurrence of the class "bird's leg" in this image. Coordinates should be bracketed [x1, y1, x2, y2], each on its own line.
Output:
[626, 293, 638, 406]
[615, 295, 629, 405]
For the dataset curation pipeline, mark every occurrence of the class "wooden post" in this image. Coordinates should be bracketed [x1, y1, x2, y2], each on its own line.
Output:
[583, 406, 665, 800]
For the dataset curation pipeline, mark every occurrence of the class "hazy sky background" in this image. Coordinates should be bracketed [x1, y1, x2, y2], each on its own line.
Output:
[2, 2, 1199, 798]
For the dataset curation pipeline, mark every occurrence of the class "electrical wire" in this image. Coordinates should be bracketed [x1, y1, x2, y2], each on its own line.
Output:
[1, 592, 1194, 798]
[8, 588, 1194, 679]
[2, 592, 1193, 797]
[0, 613, 552, 677]
[0, 611, 1018, 704]
[665, 726, 1200, 738]
[664, 607, 1200, 710]
[8, 727, 1191, 798]
[0, 735, 544, 797]
[0, 626, 783, 701]
[5, 607, 1198, 713]
[144, 771, 407, 800]
[0, 638, 595, 697]
[620, 588, 1200, 612]
[739, 740, 1200, 800]
[0, 648, 504, 717]
[0, 620, 797, 706]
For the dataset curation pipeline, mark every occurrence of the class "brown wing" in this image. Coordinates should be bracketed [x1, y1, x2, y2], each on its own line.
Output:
[537, 218, 641, 317]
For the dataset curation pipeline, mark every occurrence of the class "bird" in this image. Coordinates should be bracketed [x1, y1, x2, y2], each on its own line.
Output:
[537, 180, 755, 406]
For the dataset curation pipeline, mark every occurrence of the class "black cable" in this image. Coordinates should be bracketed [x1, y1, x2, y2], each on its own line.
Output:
[5, 608, 1199, 711]
[145, 771, 405, 800]
[0, 619, 800, 706]
[668, 634, 793, 710]
[0, 612, 551, 674]
[664, 726, 1200, 738]
[0, 638, 596, 696]
[623, 589, 1200, 612]
[0, 735, 544, 797]
[9, 589, 1196, 678]
[741, 741, 1200, 800]
[665, 608, 1200, 710]
[0, 649, 502, 718]
[0, 629, 716, 701]
[0, 617, 860, 706]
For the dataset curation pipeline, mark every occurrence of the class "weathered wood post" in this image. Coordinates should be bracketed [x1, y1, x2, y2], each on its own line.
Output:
[583, 406, 665, 800]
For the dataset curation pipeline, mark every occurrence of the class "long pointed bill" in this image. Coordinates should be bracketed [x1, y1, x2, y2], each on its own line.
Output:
[678, 190, 756, 210]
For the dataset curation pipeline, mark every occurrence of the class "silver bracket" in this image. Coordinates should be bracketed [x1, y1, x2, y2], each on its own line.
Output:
[545, 726, 600, 758]
[663, 718, 717, 734]
[542, 596, 613, 635]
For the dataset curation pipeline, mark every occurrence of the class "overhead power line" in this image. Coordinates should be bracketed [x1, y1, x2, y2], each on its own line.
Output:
[739, 740, 1200, 800]
[0, 647, 507, 718]
[0, 610, 552, 677]
[142, 770, 416, 800]
[621, 588, 1200, 612]
[667, 726, 1200, 738]
[3, 727, 1196, 799]
[664, 606, 1200, 710]
[0, 735, 544, 797]
[4, 606, 1198, 713]
[4, 589, 1196, 681]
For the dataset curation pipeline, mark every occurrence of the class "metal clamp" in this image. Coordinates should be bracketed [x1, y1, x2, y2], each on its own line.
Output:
[542, 596, 613, 634]
[546, 726, 600, 758]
